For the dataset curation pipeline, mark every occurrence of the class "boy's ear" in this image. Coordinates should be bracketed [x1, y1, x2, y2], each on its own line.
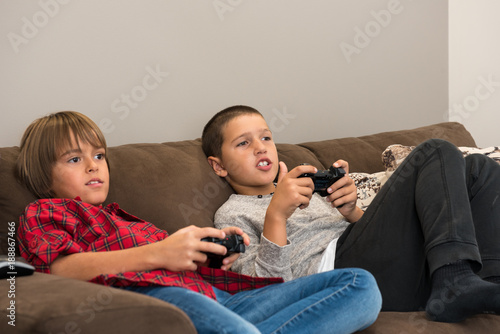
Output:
[207, 156, 228, 177]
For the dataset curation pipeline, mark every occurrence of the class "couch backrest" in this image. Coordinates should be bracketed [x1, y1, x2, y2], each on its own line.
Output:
[298, 121, 477, 173]
[0, 122, 476, 255]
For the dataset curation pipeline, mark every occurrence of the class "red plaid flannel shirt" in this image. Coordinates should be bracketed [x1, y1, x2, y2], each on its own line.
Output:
[18, 198, 283, 299]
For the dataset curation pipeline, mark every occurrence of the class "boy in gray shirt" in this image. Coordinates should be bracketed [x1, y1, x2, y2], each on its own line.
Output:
[202, 105, 500, 323]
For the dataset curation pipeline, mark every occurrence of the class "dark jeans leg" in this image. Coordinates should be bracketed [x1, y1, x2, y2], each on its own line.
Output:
[335, 139, 482, 311]
[466, 153, 500, 279]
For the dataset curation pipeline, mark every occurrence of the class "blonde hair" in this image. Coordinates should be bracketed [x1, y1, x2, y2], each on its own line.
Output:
[16, 111, 108, 199]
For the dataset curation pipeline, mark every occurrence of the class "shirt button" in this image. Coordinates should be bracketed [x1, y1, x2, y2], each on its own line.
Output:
[30, 239, 38, 248]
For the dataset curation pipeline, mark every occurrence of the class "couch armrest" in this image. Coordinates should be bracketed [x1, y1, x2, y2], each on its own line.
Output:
[0, 272, 196, 333]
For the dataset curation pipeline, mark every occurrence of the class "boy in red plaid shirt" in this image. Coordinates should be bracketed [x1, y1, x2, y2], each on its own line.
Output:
[16, 111, 381, 334]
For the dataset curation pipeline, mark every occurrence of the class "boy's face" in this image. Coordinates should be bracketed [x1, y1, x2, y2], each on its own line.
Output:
[51, 138, 109, 206]
[209, 114, 279, 196]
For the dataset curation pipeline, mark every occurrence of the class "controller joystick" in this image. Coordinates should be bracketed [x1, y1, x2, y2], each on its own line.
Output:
[201, 235, 245, 268]
[298, 164, 346, 197]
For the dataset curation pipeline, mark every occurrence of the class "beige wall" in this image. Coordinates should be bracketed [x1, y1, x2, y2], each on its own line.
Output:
[449, 0, 500, 147]
[1, 0, 448, 148]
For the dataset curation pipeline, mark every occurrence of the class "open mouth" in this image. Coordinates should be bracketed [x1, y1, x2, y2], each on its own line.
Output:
[257, 161, 270, 167]
[86, 179, 103, 185]
[256, 159, 272, 169]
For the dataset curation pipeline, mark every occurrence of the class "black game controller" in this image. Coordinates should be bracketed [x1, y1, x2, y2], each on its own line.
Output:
[201, 235, 246, 268]
[298, 165, 346, 196]
[0, 256, 35, 279]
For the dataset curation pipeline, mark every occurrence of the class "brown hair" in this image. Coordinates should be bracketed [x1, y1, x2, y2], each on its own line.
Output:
[202, 105, 262, 158]
[16, 111, 108, 199]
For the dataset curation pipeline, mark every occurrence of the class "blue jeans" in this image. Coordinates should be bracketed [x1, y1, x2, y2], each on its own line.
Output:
[125, 268, 381, 334]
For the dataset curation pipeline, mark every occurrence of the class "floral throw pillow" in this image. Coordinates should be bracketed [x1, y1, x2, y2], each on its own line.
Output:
[350, 171, 388, 211]
[352, 144, 500, 211]
[382, 144, 500, 179]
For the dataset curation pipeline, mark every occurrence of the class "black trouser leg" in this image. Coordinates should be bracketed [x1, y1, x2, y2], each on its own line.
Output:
[466, 153, 500, 279]
[335, 139, 483, 311]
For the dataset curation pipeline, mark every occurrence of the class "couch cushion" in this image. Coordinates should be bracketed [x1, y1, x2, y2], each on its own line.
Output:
[276, 143, 326, 170]
[0, 272, 196, 334]
[0, 147, 36, 255]
[105, 139, 234, 234]
[360, 311, 500, 334]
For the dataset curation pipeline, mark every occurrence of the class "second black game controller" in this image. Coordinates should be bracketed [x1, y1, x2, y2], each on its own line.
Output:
[201, 235, 246, 268]
[0, 256, 35, 279]
[298, 165, 346, 196]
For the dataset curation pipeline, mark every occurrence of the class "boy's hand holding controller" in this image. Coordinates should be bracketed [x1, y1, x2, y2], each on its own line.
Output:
[271, 162, 317, 213]
[264, 162, 317, 246]
[201, 233, 246, 269]
[324, 160, 364, 223]
[263, 161, 363, 247]
[152, 225, 249, 272]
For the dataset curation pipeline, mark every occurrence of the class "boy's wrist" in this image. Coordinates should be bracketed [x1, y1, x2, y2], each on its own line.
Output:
[344, 206, 364, 223]
[264, 207, 288, 226]
[263, 211, 288, 246]
[133, 242, 160, 271]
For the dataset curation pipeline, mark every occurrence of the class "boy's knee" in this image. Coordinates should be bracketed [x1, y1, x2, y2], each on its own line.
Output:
[350, 267, 376, 285]
[423, 138, 458, 152]
[346, 268, 383, 328]
[352, 268, 383, 307]
[465, 152, 500, 178]
[412, 139, 462, 164]
[466, 152, 496, 166]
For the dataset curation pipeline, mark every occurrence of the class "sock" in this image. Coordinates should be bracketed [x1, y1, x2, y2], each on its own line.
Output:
[425, 260, 500, 323]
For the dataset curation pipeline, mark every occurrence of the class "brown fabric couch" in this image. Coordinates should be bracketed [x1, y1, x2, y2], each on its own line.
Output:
[1, 121, 499, 333]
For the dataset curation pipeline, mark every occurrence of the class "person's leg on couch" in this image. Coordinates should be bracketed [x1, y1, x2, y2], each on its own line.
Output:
[465, 153, 500, 282]
[126, 286, 261, 334]
[216, 268, 381, 334]
[126, 267, 381, 334]
[335, 139, 500, 322]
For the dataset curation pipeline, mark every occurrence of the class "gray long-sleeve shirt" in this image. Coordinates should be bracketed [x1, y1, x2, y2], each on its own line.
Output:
[214, 193, 351, 281]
